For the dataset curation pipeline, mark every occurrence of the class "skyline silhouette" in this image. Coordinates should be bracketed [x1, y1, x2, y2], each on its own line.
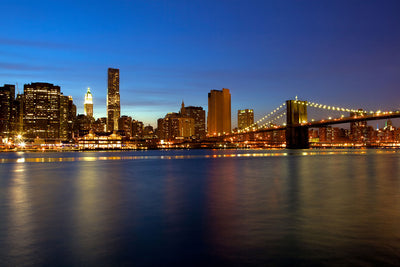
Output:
[2, 0, 400, 127]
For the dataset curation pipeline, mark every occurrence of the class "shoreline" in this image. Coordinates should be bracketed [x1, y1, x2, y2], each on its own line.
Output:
[0, 145, 399, 152]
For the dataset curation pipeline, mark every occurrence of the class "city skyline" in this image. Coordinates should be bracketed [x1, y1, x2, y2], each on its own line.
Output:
[1, 1, 400, 127]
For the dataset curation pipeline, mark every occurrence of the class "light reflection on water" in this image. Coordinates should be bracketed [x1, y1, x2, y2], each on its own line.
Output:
[0, 149, 400, 266]
[0, 149, 375, 164]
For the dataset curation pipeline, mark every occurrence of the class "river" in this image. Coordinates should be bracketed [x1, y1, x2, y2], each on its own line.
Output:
[0, 149, 399, 266]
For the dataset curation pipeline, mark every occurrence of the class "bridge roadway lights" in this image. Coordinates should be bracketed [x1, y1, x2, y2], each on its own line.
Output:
[286, 125, 310, 149]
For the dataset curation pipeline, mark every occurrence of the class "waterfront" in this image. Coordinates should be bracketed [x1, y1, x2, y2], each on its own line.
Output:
[1, 149, 400, 266]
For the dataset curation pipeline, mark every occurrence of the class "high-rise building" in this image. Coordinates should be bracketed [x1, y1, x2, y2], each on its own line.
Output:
[207, 88, 231, 135]
[23, 83, 63, 140]
[132, 120, 144, 138]
[60, 95, 70, 140]
[67, 96, 76, 139]
[238, 109, 254, 130]
[181, 101, 206, 139]
[92, 117, 107, 133]
[118, 115, 132, 138]
[84, 87, 93, 117]
[143, 125, 156, 139]
[350, 109, 367, 141]
[107, 68, 120, 132]
[0, 84, 15, 137]
[73, 114, 94, 137]
[13, 94, 24, 135]
[157, 112, 195, 140]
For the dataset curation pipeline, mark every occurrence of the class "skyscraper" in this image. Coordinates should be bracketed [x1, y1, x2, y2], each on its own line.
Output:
[23, 83, 62, 140]
[84, 87, 93, 117]
[118, 115, 132, 138]
[107, 68, 120, 132]
[157, 112, 195, 140]
[60, 95, 70, 140]
[181, 101, 206, 139]
[0, 84, 15, 137]
[350, 109, 367, 141]
[238, 109, 254, 130]
[67, 96, 77, 139]
[207, 88, 231, 135]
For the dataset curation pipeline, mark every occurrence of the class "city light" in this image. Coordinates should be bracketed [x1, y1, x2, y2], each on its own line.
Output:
[1, 80, 400, 151]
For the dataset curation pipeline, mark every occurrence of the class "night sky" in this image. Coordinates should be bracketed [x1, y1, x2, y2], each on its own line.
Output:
[2, 0, 400, 127]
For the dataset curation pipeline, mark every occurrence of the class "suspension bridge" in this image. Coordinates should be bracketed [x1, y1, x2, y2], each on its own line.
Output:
[219, 98, 400, 149]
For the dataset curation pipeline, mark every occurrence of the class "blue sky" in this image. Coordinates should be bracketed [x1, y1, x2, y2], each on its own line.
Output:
[1, 0, 400, 127]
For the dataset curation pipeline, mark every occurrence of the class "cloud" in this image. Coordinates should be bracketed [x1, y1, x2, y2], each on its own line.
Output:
[125, 89, 173, 95]
[121, 99, 177, 108]
[0, 37, 82, 51]
[0, 62, 51, 71]
[0, 62, 71, 73]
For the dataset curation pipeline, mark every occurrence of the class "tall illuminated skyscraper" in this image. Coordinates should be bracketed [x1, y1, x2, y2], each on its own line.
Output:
[107, 68, 120, 131]
[84, 87, 93, 117]
[207, 88, 231, 135]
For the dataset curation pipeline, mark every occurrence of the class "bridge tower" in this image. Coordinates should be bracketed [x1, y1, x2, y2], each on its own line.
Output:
[286, 99, 309, 149]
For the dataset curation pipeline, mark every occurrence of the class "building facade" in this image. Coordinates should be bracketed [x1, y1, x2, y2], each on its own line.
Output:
[238, 109, 254, 130]
[132, 120, 144, 139]
[118, 115, 132, 138]
[92, 117, 107, 133]
[22, 83, 75, 141]
[350, 110, 368, 142]
[107, 68, 120, 132]
[181, 103, 206, 140]
[84, 87, 93, 117]
[157, 112, 195, 140]
[207, 88, 231, 135]
[0, 84, 15, 137]
[23, 83, 62, 140]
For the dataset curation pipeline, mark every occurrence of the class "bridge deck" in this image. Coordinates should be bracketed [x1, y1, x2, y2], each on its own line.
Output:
[230, 111, 400, 136]
[306, 112, 400, 127]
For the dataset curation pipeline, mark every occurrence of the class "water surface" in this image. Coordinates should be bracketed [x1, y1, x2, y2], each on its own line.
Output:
[1, 149, 400, 266]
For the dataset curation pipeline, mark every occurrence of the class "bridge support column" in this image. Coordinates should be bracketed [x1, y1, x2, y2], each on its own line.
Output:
[286, 126, 309, 149]
[286, 99, 309, 149]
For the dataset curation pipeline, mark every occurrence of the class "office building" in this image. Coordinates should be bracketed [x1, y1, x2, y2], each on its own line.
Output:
[68, 96, 77, 139]
[107, 68, 120, 132]
[238, 109, 254, 130]
[118, 115, 132, 138]
[0, 84, 15, 137]
[132, 120, 144, 138]
[157, 112, 195, 140]
[12, 94, 24, 135]
[350, 109, 367, 141]
[207, 88, 231, 135]
[181, 102, 206, 139]
[92, 117, 107, 133]
[60, 95, 70, 140]
[84, 87, 93, 117]
[23, 83, 63, 140]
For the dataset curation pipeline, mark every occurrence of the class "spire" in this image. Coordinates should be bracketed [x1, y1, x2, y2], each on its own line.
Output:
[180, 100, 185, 115]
